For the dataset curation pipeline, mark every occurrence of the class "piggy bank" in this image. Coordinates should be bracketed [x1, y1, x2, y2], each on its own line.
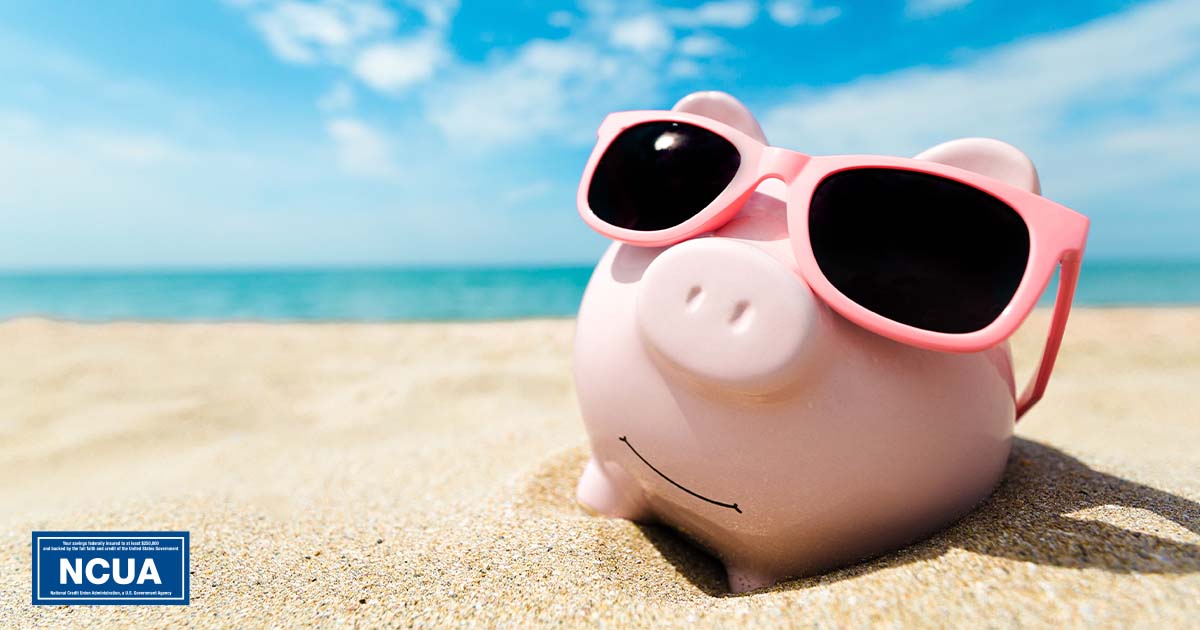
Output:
[574, 92, 1033, 593]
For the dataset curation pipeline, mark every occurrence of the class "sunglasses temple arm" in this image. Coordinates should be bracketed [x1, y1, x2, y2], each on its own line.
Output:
[1015, 254, 1083, 420]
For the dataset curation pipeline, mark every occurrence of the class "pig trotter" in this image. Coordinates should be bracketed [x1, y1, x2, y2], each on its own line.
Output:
[725, 563, 787, 594]
[576, 457, 653, 522]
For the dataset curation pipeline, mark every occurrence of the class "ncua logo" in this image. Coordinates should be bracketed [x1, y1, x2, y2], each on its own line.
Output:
[59, 556, 163, 586]
[32, 531, 190, 605]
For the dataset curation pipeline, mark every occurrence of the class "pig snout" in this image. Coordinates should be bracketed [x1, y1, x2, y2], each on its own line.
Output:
[635, 238, 829, 394]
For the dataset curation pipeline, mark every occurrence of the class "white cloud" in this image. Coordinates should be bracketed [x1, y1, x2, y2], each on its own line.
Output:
[905, 0, 973, 19]
[0, 112, 187, 167]
[234, 0, 749, 156]
[421, 0, 783, 150]
[668, 59, 704, 78]
[610, 15, 673, 54]
[497, 180, 555, 208]
[408, 0, 459, 28]
[0, 109, 40, 136]
[767, 1, 842, 27]
[547, 10, 574, 28]
[0, 108, 285, 230]
[250, 0, 395, 64]
[664, 1, 758, 28]
[326, 116, 395, 177]
[425, 41, 599, 147]
[78, 131, 185, 165]
[760, 0, 1200, 206]
[678, 33, 726, 57]
[317, 81, 355, 111]
[237, 0, 454, 95]
[426, 39, 659, 149]
[352, 36, 444, 92]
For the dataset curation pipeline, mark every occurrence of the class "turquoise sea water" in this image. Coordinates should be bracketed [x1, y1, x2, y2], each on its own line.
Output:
[0, 260, 1195, 322]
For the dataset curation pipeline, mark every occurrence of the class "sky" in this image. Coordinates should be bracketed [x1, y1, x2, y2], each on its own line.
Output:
[0, 0, 1196, 269]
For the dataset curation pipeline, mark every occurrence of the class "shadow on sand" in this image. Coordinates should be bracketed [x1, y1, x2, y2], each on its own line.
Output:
[639, 438, 1200, 597]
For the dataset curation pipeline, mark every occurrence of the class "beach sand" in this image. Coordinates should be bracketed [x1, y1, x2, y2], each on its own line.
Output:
[1, 308, 1197, 628]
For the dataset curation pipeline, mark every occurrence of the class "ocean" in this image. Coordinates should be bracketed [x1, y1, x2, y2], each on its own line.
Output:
[0, 260, 1196, 322]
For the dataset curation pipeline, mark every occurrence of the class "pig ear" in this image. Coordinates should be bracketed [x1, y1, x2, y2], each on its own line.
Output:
[671, 91, 768, 144]
[914, 138, 1040, 194]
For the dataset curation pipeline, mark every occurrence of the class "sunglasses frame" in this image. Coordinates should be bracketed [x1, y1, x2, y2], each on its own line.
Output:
[578, 110, 1090, 419]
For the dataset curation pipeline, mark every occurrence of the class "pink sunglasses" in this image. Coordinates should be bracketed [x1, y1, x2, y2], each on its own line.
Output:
[578, 110, 1089, 419]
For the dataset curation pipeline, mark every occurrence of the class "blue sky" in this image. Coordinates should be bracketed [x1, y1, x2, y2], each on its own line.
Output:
[0, 0, 1195, 269]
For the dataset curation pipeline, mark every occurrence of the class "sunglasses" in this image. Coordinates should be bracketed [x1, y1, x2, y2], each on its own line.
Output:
[578, 110, 1090, 419]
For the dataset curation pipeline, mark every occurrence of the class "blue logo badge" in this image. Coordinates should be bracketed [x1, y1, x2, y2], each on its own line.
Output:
[32, 531, 190, 605]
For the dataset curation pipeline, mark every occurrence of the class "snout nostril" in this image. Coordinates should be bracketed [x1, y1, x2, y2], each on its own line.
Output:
[728, 300, 753, 331]
[685, 286, 705, 312]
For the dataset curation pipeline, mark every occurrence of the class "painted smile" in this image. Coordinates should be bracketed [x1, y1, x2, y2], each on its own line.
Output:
[619, 436, 742, 514]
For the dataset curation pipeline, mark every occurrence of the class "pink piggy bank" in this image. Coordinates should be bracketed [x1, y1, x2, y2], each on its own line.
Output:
[573, 92, 1043, 593]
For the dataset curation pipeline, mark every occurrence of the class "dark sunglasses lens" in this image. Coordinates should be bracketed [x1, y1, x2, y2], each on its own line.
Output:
[588, 121, 741, 231]
[809, 168, 1030, 334]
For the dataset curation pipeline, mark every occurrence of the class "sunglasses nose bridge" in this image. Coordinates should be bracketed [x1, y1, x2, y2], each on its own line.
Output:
[760, 147, 810, 182]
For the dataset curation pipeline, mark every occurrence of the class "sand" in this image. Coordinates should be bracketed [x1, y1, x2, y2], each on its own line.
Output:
[0, 308, 1197, 628]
